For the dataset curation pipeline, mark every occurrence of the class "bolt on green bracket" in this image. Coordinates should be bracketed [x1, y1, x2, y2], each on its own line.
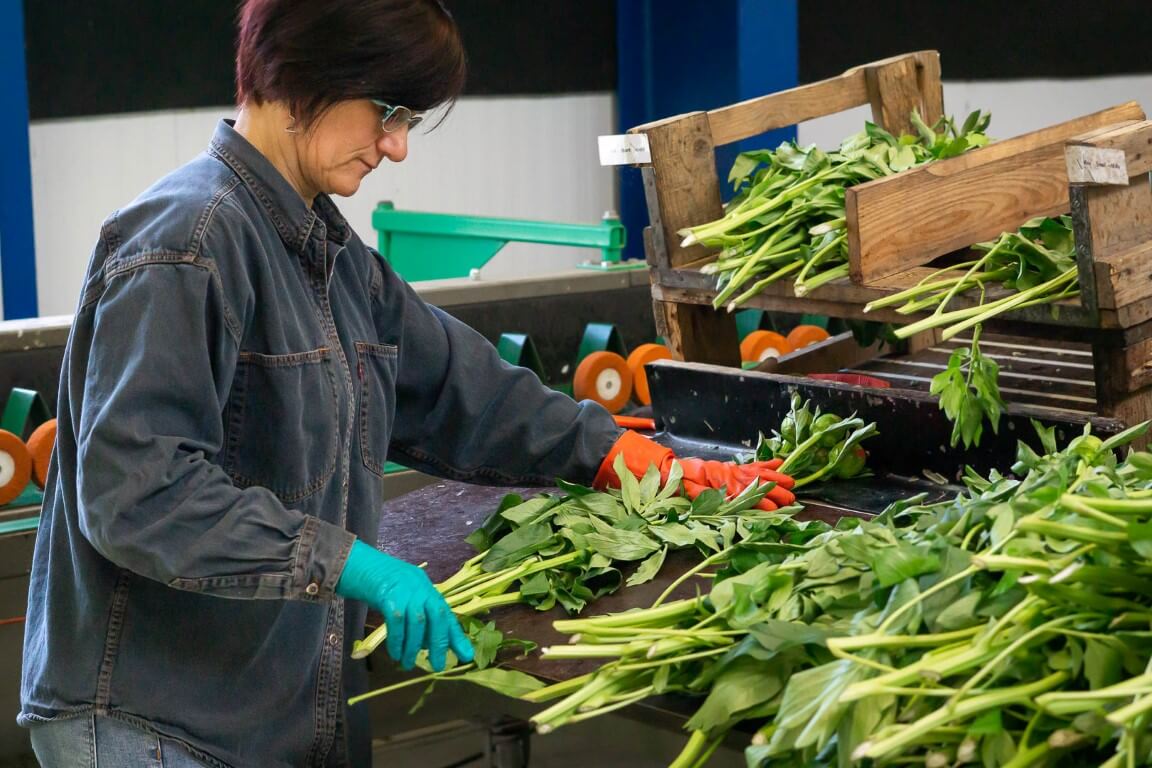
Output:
[372, 202, 640, 282]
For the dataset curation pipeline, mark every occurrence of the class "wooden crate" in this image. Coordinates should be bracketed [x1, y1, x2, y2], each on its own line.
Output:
[628, 50, 1147, 366]
[630, 50, 941, 365]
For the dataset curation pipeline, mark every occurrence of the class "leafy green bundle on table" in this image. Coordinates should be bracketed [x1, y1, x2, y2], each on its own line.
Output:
[682, 111, 990, 309]
[526, 421, 1152, 767]
[350, 400, 879, 706]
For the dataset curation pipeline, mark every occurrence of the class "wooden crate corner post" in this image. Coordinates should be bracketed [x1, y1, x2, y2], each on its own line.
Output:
[630, 112, 741, 366]
[1070, 120, 1152, 427]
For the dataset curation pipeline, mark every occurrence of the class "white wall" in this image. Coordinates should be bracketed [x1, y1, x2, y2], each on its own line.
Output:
[797, 74, 1152, 151]
[28, 93, 617, 317]
[25, 74, 1152, 318]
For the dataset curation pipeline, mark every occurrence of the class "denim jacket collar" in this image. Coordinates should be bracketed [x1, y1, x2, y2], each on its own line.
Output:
[208, 119, 351, 252]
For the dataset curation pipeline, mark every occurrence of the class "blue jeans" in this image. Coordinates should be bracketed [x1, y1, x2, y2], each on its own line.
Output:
[29, 713, 214, 767]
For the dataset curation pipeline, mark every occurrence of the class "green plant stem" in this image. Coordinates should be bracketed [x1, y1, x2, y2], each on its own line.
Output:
[347, 664, 475, 706]
[939, 269, 1077, 341]
[854, 671, 1068, 761]
[553, 598, 701, 633]
[828, 626, 982, 652]
[651, 546, 736, 607]
[794, 261, 849, 297]
[520, 672, 598, 703]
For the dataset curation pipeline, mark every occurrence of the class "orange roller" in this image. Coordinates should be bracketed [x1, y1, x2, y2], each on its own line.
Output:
[739, 330, 793, 363]
[573, 351, 633, 414]
[626, 343, 671, 406]
[786, 324, 831, 350]
[27, 419, 57, 489]
[0, 429, 32, 506]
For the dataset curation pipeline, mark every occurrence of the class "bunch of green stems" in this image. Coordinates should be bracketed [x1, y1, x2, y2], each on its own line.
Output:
[682, 111, 991, 311]
[864, 216, 1080, 341]
[525, 422, 1152, 766]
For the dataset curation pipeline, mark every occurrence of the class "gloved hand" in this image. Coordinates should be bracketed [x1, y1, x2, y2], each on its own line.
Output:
[336, 540, 474, 672]
[593, 431, 796, 510]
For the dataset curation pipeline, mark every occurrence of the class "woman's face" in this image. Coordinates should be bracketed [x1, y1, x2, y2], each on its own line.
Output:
[296, 100, 410, 198]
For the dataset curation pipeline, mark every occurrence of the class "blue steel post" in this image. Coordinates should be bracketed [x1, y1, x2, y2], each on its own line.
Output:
[616, 1, 798, 262]
[0, 0, 38, 319]
[735, 1, 798, 158]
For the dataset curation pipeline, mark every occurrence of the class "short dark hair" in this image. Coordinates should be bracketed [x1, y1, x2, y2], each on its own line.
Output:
[235, 0, 467, 127]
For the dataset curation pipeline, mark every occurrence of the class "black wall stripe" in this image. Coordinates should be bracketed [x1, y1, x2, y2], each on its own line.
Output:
[24, 0, 617, 121]
[800, 0, 1152, 83]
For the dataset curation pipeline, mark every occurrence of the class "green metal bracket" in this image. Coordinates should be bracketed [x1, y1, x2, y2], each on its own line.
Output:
[372, 202, 640, 282]
[576, 323, 627, 365]
[2, 387, 50, 438]
[735, 310, 770, 341]
[497, 333, 547, 381]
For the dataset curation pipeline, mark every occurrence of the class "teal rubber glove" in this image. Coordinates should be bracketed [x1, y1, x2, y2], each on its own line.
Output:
[336, 540, 474, 671]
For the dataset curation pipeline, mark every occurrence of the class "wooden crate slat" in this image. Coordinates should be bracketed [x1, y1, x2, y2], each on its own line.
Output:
[650, 267, 1098, 332]
[847, 102, 1147, 285]
[700, 50, 939, 147]
[706, 70, 869, 147]
[1068, 119, 1152, 178]
[1093, 242, 1152, 310]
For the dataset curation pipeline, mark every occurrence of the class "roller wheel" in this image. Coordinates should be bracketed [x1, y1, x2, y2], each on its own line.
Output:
[739, 330, 793, 363]
[573, 351, 633, 414]
[27, 419, 57, 489]
[626, 343, 671, 406]
[786, 324, 831, 350]
[0, 429, 32, 506]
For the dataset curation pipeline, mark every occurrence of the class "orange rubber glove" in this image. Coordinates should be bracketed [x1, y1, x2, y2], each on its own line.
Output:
[593, 431, 796, 510]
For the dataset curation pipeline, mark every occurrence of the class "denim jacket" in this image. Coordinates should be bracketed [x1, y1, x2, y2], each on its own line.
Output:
[20, 120, 620, 767]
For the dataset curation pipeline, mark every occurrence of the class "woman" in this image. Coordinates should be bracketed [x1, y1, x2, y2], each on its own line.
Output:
[20, 2, 793, 766]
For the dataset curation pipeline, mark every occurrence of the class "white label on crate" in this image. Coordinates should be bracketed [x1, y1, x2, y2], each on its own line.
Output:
[1066, 146, 1129, 185]
[598, 134, 652, 166]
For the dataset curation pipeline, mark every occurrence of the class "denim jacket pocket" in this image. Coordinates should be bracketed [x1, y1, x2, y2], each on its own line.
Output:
[355, 341, 398, 477]
[222, 347, 338, 501]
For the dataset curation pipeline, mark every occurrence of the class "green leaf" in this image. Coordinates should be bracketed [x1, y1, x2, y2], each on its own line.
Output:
[746, 619, 830, 652]
[459, 667, 545, 698]
[465, 497, 520, 551]
[469, 622, 505, 669]
[1084, 637, 1124, 689]
[691, 488, 725, 516]
[650, 522, 701, 548]
[554, 478, 595, 496]
[638, 462, 662, 506]
[481, 523, 556, 571]
[500, 496, 561, 526]
[615, 453, 642, 513]
[1131, 521, 1152, 559]
[686, 656, 784, 734]
[767, 659, 870, 753]
[625, 546, 668, 586]
[518, 570, 551, 598]
[933, 590, 982, 631]
[967, 709, 1003, 737]
[574, 492, 628, 521]
[582, 529, 660, 561]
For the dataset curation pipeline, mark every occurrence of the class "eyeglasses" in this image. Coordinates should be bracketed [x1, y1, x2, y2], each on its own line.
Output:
[370, 100, 424, 133]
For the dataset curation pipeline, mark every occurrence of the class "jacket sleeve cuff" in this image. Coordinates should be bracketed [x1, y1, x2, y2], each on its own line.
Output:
[293, 515, 358, 602]
[593, 430, 675, 489]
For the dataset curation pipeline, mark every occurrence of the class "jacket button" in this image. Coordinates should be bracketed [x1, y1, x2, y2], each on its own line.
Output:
[328, 633, 339, 646]
[305, 582, 320, 596]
